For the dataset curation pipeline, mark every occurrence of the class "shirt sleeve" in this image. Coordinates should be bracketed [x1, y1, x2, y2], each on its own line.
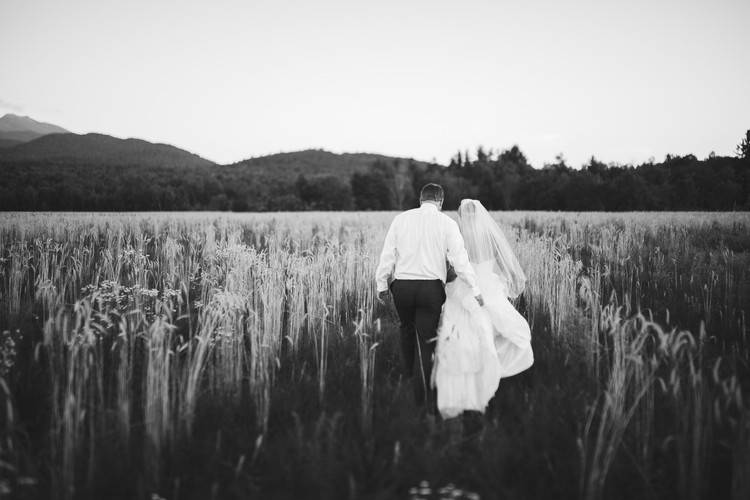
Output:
[375, 217, 398, 292]
[445, 219, 481, 296]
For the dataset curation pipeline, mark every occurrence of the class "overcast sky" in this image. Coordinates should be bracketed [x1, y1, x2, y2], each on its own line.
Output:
[1, 0, 748, 166]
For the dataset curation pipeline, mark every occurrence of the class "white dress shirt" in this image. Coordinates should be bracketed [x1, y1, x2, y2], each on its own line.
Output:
[375, 202, 481, 296]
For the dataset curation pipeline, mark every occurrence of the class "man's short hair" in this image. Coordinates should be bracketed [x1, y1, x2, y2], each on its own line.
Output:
[420, 183, 444, 202]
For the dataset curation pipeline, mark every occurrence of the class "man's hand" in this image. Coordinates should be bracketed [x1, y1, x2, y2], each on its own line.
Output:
[377, 290, 390, 305]
[475, 294, 484, 307]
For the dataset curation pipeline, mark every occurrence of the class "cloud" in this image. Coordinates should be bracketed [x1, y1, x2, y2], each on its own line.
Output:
[0, 98, 24, 113]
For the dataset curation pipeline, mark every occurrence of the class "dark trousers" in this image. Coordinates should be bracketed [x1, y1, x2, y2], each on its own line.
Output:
[389, 279, 446, 410]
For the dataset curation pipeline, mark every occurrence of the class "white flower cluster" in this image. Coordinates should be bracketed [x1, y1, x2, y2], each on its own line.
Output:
[408, 480, 480, 500]
[0, 329, 17, 377]
[79, 280, 183, 319]
[120, 248, 149, 262]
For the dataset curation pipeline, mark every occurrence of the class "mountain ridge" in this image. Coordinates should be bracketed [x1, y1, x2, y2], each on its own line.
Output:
[0, 133, 431, 177]
[0, 113, 69, 135]
[0, 113, 70, 144]
[0, 132, 216, 168]
[227, 148, 432, 179]
[0, 114, 435, 174]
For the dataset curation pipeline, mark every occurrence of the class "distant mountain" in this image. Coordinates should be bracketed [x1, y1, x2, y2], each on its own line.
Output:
[0, 114, 441, 211]
[0, 132, 215, 168]
[0, 114, 428, 175]
[0, 113, 69, 143]
[0, 138, 22, 149]
[227, 148, 431, 180]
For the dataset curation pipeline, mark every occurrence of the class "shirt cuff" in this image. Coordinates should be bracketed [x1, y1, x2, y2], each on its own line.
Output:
[376, 280, 389, 293]
[470, 286, 482, 297]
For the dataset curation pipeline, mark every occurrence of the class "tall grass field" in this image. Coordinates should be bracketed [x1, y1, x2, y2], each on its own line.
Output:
[1, 211, 749, 500]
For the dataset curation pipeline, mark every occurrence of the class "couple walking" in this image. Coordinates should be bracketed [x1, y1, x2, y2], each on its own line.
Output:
[375, 183, 533, 420]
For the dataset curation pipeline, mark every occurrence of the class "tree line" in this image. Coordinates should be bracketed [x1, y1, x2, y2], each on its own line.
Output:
[1, 131, 748, 211]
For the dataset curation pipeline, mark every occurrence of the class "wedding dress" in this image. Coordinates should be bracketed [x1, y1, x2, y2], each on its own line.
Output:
[432, 200, 533, 419]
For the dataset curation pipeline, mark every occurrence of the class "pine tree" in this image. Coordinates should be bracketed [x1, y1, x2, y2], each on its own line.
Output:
[736, 130, 750, 159]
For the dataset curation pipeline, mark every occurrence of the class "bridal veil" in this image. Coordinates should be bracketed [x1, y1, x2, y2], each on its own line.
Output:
[457, 199, 526, 298]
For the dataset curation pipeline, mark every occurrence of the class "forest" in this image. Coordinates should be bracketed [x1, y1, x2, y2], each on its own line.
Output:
[1, 131, 748, 212]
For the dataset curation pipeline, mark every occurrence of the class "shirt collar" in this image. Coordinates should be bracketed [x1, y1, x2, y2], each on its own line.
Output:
[420, 202, 440, 211]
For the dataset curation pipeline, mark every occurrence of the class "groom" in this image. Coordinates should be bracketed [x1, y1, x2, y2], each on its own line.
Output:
[376, 183, 484, 412]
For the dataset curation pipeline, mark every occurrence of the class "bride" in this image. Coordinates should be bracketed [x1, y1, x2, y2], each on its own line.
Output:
[431, 199, 533, 420]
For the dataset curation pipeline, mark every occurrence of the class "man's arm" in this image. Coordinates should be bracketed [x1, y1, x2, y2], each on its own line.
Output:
[375, 218, 398, 293]
[445, 220, 483, 300]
